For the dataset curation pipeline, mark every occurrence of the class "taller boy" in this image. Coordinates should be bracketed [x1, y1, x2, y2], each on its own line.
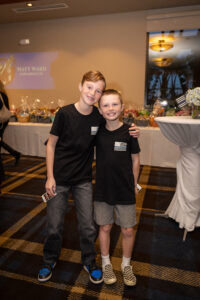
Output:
[38, 70, 139, 284]
[38, 71, 105, 284]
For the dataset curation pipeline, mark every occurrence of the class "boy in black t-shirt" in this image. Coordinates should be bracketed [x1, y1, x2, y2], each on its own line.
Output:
[94, 89, 140, 286]
[38, 71, 140, 284]
[38, 70, 106, 284]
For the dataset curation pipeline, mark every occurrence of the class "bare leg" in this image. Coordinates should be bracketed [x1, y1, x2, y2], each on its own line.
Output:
[99, 224, 112, 256]
[121, 227, 134, 258]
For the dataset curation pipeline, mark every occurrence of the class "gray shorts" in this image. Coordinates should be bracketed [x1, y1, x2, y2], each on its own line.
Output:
[94, 201, 137, 228]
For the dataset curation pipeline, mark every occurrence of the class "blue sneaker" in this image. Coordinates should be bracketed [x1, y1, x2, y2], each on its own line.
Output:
[84, 261, 103, 284]
[38, 262, 56, 282]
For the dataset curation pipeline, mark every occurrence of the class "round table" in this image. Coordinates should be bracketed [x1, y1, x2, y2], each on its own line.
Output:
[155, 116, 200, 240]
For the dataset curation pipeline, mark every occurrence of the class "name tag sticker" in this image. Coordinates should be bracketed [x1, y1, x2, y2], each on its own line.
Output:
[114, 141, 127, 151]
[91, 126, 99, 135]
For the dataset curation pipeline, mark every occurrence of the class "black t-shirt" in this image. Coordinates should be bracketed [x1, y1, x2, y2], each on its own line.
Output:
[50, 104, 104, 185]
[95, 123, 140, 205]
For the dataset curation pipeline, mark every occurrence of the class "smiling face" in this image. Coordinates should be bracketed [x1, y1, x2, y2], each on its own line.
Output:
[99, 93, 124, 121]
[79, 80, 105, 107]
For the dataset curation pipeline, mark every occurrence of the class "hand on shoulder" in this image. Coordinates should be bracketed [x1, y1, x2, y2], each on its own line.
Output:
[129, 123, 140, 138]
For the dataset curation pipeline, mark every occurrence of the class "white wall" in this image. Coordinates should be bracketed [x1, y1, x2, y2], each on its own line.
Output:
[0, 5, 200, 108]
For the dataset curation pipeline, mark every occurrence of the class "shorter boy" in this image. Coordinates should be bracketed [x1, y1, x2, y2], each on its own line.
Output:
[94, 89, 140, 286]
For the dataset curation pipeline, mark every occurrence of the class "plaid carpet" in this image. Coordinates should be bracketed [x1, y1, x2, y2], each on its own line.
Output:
[0, 154, 199, 300]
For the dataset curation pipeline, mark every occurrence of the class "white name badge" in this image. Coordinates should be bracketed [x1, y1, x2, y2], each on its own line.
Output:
[114, 141, 127, 151]
[91, 126, 99, 135]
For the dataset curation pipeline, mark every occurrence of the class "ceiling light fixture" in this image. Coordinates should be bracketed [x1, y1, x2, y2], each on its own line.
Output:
[26, 2, 33, 7]
[13, 3, 68, 13]
[152, 57, 173, 67]
[149, 35, 174, 52]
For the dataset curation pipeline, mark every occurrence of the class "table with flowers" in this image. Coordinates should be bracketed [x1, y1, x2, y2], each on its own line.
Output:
[155, 87, 200, 239]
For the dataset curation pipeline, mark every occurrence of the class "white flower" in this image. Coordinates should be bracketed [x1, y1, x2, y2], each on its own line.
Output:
[186, 87, 200, 106]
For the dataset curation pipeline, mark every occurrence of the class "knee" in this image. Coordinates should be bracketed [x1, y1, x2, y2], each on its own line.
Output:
[121, 227, 134, 238]
[100, 224, 112, 234]
[47, 222, 63, 236]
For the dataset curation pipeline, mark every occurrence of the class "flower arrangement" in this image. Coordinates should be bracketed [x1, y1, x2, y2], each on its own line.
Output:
[185, 87, 200, 119]
[185, 87, 200, 106]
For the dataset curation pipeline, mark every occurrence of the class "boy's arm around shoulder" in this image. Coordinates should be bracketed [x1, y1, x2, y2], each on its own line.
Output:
[131, 153, 140, 195]
[129, 123, 140, 138]
[45, 134, 59, 197]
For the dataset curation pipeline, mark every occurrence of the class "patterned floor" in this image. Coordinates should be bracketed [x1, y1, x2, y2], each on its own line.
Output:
[0, 154, 199, 300]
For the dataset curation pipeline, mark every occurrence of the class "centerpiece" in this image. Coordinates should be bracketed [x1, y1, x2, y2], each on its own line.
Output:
[185, 87, 200, 119]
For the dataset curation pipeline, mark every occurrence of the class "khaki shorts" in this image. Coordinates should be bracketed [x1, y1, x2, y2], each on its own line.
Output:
[94, 201, 137, 228]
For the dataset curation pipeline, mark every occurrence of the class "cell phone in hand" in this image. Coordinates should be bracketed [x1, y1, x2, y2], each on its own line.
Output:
[41, 192, 55, 202]
[137, 184, 142, 192]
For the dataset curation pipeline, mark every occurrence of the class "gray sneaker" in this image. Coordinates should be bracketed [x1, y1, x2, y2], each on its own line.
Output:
[103, 264, 117, 285]
[121, 265, 136, 286]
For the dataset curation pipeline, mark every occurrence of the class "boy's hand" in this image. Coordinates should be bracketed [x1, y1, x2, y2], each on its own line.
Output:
[135, 186, 139, 195]
[45, 177, 57, 197]
[129, 123, 140, 138]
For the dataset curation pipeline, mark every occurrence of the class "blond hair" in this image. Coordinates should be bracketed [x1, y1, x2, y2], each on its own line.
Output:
[81, 70, 106, 87]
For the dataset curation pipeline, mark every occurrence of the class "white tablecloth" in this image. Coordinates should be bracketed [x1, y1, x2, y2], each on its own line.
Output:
[155, 116, 200, 232]
[2, 122, 180, 168]
[138, 126, 180, 168]
[3, 122, 51, 157]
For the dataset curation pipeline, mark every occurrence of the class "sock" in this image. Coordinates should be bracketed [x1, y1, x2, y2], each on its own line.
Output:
[101, 254, 111, 268]
[121, 256, 131, 271]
